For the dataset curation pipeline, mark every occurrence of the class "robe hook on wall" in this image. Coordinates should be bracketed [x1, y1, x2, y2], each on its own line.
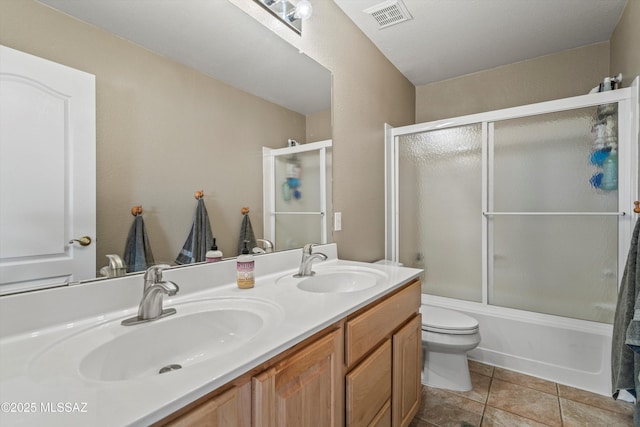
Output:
[131, 205, 143, 216]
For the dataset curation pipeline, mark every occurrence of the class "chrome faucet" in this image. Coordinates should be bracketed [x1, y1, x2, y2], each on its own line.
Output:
[294, 243, 327, 277]
[122, 265, 179, 326]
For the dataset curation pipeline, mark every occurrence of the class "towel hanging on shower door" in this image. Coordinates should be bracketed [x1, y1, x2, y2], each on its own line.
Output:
[612, 217, 640, 425]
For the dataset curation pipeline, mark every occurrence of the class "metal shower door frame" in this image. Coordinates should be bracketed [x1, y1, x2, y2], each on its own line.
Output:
[386, 79, 639, 302]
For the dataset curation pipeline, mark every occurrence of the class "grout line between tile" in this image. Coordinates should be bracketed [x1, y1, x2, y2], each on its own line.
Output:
[478, 375, 493, 426]
[557, 383, 565, 427]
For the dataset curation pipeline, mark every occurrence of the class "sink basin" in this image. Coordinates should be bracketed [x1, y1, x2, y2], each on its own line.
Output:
[29, 297, 284, 382]
[288, 266, 388, 294]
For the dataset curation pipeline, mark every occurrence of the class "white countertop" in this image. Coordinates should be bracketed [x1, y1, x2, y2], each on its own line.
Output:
[0, 245, 421, 426]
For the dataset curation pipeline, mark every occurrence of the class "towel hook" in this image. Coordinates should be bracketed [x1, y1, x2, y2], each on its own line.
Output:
[241, 207, 250, 215]
[634, 201, 640, 214]
[131, 205, 143, 216]
[195, 190, 204, 200]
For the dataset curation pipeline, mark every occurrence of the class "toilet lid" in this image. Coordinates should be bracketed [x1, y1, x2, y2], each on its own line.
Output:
[420, 306, 479, 334]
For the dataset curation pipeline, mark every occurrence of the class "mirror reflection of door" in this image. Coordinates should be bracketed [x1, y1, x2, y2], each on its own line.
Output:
[263, 140, 332, 251]
[0, 45, 96, 294]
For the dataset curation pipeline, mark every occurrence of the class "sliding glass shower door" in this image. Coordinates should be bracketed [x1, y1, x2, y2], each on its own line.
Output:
[489, 105, 620, 322]
[388, 88, 637, 324]
[397, 124, 483, 302]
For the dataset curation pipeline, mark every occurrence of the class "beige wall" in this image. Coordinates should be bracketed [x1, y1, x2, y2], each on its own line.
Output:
[610, 0, 640, 87]
[231, 0, 416, 262]
[0, 0, 309, 266]
[416, 42, 610, 123]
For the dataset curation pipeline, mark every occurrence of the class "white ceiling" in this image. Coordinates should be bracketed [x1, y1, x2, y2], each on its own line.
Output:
[36, 0, 628, 105]
[333, 0, 628, 86]
[37, 0, 331, 115]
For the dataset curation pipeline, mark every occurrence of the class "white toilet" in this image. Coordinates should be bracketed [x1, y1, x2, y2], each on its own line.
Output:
[419, 305, 481, 391]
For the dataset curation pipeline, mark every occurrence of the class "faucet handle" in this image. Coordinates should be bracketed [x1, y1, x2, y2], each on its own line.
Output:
[302, 243, 317, 254]
[144, 264, 171, 283]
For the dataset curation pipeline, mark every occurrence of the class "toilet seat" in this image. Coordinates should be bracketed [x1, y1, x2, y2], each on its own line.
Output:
[420, 306, 479, 335]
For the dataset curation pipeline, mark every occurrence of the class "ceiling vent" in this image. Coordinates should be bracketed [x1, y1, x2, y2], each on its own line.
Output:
[363, 0, 413, 29]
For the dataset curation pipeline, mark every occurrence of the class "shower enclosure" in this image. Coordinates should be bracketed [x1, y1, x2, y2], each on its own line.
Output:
[263, 140, 332, 251]
[385, 80, 639, 394]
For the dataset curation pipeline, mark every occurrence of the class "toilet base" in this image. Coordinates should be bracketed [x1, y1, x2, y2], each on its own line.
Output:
[422, 349, 472, 391]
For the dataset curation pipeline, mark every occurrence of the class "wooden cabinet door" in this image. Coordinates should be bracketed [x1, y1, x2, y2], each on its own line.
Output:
[370, 400, 391, 427]
[165, 382, 251, 427]
[346, 339, 391, 426]
[253, 328, 344, 427]
[392, 314, 422, 427]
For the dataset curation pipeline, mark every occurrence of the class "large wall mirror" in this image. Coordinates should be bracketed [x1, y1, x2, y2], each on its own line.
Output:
[0, 0, 332, 293]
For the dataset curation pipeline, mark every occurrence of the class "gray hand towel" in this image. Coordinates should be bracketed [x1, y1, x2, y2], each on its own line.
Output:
[176, 198, 214, 265]
[123, 215, 155, 273]
[238, 213, 257, 256]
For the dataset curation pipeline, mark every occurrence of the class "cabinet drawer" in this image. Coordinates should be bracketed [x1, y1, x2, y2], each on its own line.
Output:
[345, 280, 420, 367]
[346, 339, 391, 426]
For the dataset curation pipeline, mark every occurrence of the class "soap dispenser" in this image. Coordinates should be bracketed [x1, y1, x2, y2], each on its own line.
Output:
[236, 240, 255, 289]
[206, 238, 223, 262]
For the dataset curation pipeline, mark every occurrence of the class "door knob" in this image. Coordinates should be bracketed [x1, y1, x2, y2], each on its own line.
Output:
[69, 236, 92, 246]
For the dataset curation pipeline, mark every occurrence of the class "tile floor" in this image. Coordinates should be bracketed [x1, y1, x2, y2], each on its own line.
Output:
[409, 360, 635, 427]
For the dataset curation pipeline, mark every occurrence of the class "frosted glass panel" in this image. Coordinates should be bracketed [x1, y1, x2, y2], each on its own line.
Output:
[491, 104, 619, 322]
[274, 214, 323, 251]
[275, 150, 322, 212]
[270, 146, 329, 251]
[493, 105, 618, 212]
[398, 125, 482, 302]
[491, 216, 618, 323]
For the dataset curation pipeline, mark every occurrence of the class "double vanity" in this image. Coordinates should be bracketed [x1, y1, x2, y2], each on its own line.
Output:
[0, 244, 422, 426]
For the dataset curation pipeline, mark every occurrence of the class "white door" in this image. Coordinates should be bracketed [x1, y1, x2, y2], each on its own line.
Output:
[0, 45, 96, 294]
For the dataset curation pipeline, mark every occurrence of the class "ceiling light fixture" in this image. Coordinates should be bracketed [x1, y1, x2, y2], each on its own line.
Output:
[294, 0, 312, 20]
[253, 0, 312, 34]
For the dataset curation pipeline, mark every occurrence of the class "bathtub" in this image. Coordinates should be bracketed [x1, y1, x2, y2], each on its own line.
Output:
[422, 294, 614, 396]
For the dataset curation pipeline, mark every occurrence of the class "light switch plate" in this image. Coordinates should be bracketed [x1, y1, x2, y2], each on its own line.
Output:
[334, 212, 342, 231]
